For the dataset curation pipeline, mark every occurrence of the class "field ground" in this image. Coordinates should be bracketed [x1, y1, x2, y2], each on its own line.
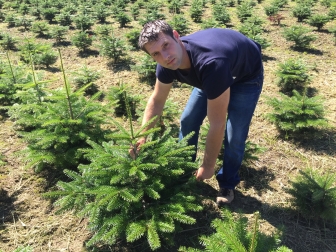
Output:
[0, 0, 336, 251]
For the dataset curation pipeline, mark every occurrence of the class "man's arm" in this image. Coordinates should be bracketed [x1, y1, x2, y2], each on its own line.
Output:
[142, 78, 172, 129]
[196, 88, 230, 181]
[130, 79, 172, 158]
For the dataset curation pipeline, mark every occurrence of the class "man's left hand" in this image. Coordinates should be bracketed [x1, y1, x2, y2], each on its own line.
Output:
[195, 166, 215, 181]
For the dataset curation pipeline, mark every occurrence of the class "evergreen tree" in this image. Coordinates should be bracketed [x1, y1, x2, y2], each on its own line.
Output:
[44, 108, 202, 250]
[287, 169, 336, 222]
[180, 209, 292, 252]
[266, 90, 328, 134]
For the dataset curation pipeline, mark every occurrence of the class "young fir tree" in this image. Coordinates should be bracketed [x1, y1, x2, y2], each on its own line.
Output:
[275, 58, 311, 94]
[287, 169, 336, 223]
[179, 209, 292, 252]
[266, 90, 328, 134]
[44, 101, 202, 250]
[12, 50, 110, 172]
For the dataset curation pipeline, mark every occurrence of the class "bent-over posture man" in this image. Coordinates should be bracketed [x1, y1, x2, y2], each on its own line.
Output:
[135, 20, 264, 205]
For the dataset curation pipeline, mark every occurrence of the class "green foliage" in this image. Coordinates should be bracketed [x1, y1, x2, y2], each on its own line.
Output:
[169, 14, 190, 36]
[307, 14, 330, 31]
[328, 25, 336, 44]
[239, 16, 270, 49]
[115, 12, 132, 28]
[282, 25, 316, 49]
[71, 31, 93, 52]
[13, 51, 110, 172]
[201, 18, 224, 29]
[99, 33, 128, 63]
[168, 0, 184, 13]
[130, 3, 140, 20]
[41, 7, 58, 23]
[131, 54, 157, 82]
[271, 0, 288, 8]
[190, 0, 204, 22]
[95, 24, 113, 37]
[266, 90, 328, 133]
[5, 13, 17, 27]
[55, 11, 72, 26]
[125, 29, 140, 50]
[31, 20, 50, 37]
[275, 58, 310, 93]
[93, 4, 110, 23]
[292, 4, 312, 22]
[287, 169, 336, 222]
[180, 209, 292, 252]
[236, 1, 254, 22]
[44, 111, 202, 250]
[13, 246, 33, 252]
[50, 25, 69, 44]
[0, 53, 34, 108]
[73, 14, 95, 31]
[72, 65, 100, 96]
[14, 16, 33, 31]
[212, 3, 231, 25]
[264, 5, 279, 16]
[0, 33, 17, 51]
[106, 82, 141, 117]
[328, 6, 336, 19]
[19, 40, 58, 68]
[139, 5, 165, 26]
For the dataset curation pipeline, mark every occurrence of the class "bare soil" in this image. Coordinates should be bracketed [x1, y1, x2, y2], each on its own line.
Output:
[0, 1, 336, 252]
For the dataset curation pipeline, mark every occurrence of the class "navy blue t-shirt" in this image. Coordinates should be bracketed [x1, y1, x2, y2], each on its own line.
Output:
[156, 28, 262, 99]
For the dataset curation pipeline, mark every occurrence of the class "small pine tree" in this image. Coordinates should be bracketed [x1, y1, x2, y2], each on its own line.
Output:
[71, 31, 93, 52]
[236, 1, 254, 22]
[169, 15, 190, 36]
[212, 3, 231, 25]
[131, 54, 157, 82]
[31, 20, 50, 37]
[190, 0, 204, 23]
[287, 169, 336, 222]
[282, 24, 316, 49]
[307, 14, 330, 31]
[44, 104, 202, 250]
[275, 58, 311, 94]
[99, 33, 128, 63]
[13, 50, 110, 172]
[179, 209, 292, 252]
[266, 90, 328, 134]
[106, 82, 141, 117]
[292, 4, 312, 22]
[72, 65, 100, 96]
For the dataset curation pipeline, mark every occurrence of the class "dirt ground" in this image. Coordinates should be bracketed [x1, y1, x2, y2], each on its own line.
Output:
[0, 0, 336, 251]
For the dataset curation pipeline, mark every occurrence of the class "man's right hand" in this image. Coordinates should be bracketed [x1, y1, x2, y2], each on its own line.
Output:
[129, 137, 146, 159]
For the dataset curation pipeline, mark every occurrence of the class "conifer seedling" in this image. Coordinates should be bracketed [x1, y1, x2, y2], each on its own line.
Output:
[44, 94, 202, 250]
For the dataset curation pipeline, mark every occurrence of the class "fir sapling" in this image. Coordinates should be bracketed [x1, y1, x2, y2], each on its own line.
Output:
[287, 169, 336, 223]
[179, 209, 293, 252]
[16, 50, 111, 172]
[44, 107, 202, 250]
[266, 90, 328, 134]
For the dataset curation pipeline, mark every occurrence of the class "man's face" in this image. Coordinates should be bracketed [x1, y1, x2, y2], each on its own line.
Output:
[144, 31, 184, 70]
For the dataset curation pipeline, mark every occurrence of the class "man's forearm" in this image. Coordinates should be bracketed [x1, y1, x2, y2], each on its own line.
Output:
[142, 96, 164, 129]
[202, 125, 225, 170]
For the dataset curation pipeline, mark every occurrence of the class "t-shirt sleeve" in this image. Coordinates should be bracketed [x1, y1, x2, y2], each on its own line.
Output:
[201, 59, 234, 100]
[156, 64, 174, 84]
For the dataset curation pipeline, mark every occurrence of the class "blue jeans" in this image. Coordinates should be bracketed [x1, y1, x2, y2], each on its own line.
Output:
[179, 71, 263, 189]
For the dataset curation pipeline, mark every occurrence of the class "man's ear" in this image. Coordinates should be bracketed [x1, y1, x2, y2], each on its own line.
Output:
[173, 30, 180, 40]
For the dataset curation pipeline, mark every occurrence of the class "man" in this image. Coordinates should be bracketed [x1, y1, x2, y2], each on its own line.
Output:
[135, 20, 263, 205]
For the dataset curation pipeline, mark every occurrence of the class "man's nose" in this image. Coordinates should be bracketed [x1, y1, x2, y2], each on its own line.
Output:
[162, 51, 170, 60]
